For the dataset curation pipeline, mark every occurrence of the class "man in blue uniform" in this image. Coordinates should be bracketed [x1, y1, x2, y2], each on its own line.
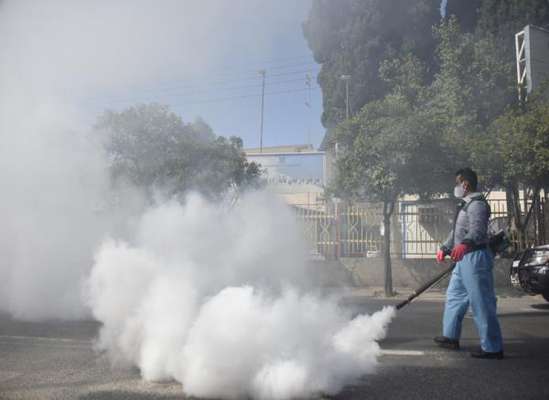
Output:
[435, 168, 504, 359]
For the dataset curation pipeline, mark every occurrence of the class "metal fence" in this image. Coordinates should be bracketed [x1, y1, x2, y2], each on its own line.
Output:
[294, 202, 384, 260]
[295, 205, 339, 259]
[294, 197, 547, 260]
[399, 201, 452, 259]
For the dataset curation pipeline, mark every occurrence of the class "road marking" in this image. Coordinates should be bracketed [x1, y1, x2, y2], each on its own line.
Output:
[380, 349, 425, 356]
[0, 335, 92, 344]
[519, 308, 548, 313]
[0, 338, 436, 357]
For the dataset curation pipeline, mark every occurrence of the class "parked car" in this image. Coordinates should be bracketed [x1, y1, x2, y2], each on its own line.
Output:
[510, 244, 549, 302]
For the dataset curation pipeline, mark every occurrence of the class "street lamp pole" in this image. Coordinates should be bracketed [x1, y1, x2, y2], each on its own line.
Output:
[259, 69, 266, 153]
[305, 73, 312, 146]
[340, 74, 351, 119]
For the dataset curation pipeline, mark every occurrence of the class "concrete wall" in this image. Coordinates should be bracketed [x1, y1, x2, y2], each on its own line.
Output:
[339, 256, 513, 289]
[305, 260, 355, 288]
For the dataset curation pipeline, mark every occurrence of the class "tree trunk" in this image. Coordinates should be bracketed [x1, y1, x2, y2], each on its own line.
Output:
[505, 185, 514, 233]
[523, 186, 541, 246]
[507, 183, 525, 250]
[383, 199, 395, 297]
[506, 182, 542, 250]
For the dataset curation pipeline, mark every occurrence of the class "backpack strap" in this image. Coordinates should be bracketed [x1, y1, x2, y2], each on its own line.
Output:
[450, 194, 491, 247]
[462, 194, 491, 218]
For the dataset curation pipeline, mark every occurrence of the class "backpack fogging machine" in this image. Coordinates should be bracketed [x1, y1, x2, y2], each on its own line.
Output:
[396, 230, 509, 311]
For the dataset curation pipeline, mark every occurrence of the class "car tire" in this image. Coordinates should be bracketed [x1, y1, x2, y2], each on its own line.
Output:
[542, 292, 549, 303]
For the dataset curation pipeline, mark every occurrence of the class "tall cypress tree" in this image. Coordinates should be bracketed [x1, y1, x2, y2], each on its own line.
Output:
[303, 0, 440, 128]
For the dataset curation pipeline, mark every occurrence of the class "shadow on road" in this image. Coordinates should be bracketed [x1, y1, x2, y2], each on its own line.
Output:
[531, 303, 549, 310]
[79, 392, 185, 400]
[498, 311, 549, 318]
[331, 339, 549, 400]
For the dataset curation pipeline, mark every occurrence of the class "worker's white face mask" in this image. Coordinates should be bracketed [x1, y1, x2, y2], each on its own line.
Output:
[454, 183, 466, 198]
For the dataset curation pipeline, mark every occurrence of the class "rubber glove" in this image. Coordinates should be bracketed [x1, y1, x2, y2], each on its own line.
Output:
[451, 243, 470, 262]
[436, 249, 446, 263]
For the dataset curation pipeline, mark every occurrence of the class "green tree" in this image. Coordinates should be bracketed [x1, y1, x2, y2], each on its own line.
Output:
[484, 93, 549, 248]
[431, 5, 549, 248]
[306, 0, 549, 280]
[333, 53, 449, 296]
[95, 103, 261, 201]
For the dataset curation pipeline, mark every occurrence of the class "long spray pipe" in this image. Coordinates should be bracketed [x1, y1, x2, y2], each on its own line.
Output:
[395, 262, 456, 310]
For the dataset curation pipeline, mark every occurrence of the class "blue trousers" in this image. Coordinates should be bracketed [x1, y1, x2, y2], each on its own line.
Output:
[442, 249, 503, 352]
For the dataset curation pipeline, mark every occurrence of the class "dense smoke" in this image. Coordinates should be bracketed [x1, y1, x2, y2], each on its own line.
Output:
[440, 0, 448, 18]
[0, 1, 396, 398]
[0, 0, 192, 318]
[86, 192, 395, 399]
[0, 103, 114, 319]
[0, 0, 295, 320]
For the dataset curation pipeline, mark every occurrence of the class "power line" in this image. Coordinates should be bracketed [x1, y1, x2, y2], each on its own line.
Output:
[81, 70, 319, 105]
[130, 56, 317, 91]
[76, 53, 322, 110]
[92, 86, 320, 110]
[243, 54, 313, 65]
[83, 76, 315, 105]
[140, 63, 318, 92]
[170, 86, 320, 106]
[200, 60, 318, 79]
[149, 67, 319, 90]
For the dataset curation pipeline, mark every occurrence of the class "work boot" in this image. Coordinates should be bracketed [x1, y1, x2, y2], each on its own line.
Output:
[433, 336, 460, 350]
[470, 348, 504, 359]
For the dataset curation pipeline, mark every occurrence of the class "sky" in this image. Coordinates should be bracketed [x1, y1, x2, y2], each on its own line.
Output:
[78, 0, 324, 150]
[0, 0, 327, 320]
[1, 0, 450, 151]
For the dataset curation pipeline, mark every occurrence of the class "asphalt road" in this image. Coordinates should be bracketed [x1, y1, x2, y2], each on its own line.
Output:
[1, 294, 548, 400]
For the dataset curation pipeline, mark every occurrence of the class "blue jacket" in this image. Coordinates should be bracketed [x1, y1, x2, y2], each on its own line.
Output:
[442, 192, 491, 252]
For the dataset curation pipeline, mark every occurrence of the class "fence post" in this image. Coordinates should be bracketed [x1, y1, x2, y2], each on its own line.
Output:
[539, 197, 546, 245]
[334, 200, 341, 259]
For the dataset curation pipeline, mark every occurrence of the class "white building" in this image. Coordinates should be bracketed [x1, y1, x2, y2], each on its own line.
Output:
[245, 144, 326, 208]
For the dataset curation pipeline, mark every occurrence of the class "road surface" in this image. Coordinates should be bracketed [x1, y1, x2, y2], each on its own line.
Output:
[1, 294, 548, 400]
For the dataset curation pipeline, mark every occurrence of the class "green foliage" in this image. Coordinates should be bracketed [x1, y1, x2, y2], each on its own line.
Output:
[333, 96, 415, 202]
[333, 93, 449, 204]
[430, 4, 548, 187]
[305, 0, 549, 287]
[379, 53, 428, 100]
[306, 0, 549, 193]
[489, 96, 549, 188]
[95, 103, 261, 200]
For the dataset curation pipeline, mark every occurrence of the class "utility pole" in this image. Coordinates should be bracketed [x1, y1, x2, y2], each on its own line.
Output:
[259, 69, 266, 153]
[340, 74, 351, 119]
[305, 73, 312, 146]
